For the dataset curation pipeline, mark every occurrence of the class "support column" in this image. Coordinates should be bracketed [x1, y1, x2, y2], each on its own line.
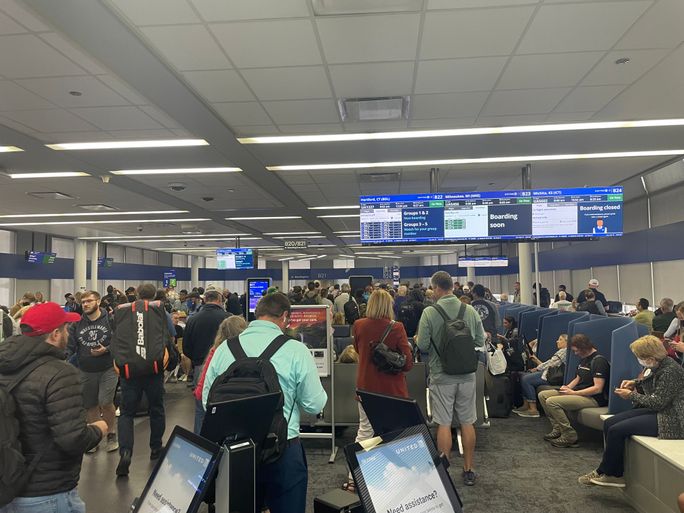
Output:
[89, 242, 98, 291]
[282, 260, 289, 292]
[191, 255, 200, 286]
[518, 164, 533, 305]
[466, 266, 476, 285]
[73, 239, 87, 293]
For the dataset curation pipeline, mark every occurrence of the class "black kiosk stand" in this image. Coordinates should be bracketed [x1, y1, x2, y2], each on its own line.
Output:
[200, 392, 281, 513]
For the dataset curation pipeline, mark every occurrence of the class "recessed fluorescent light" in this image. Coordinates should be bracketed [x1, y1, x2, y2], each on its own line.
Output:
[154, 247, 220, 251]
[240, 119, 684, 144]
[0, 210, 188, 219]
[357, 256, 382, 260]
[81, 233, 248, 240]
[315, 254, 327, 259]
[278, 256, 296, 261]
[334, 230, 360, 234]
[226, 216, 302, 220]
[46, 139, 209, 150]
[77, 204, 117, 211]
[338, 234, 361, 238]
[263, 232, 322, 236]
[110, 167, 241, 175]
[308, 205, 360, 210]
[269, 149, 684, 172]
[8, 171, 90, 179]
[102, 237, 261, 243]
[272, 235, 326, 239]
[0, 146, 23, 152]
[0, 218, 210, 227]
[317, 214, 360, 218]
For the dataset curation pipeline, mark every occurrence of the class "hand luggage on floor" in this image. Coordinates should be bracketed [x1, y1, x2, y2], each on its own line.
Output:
[486, 375, 512, 418]
[313, 489, 363, 513]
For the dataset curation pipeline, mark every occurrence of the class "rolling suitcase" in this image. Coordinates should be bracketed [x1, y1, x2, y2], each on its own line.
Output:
[486, 375, 512, 418]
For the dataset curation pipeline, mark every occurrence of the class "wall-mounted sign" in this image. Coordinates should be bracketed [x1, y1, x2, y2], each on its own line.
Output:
[163, 270, 177, 288]
[284, 240, 308, 249]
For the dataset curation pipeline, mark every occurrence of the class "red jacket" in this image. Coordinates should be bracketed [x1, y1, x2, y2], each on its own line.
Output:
[194, 346, 216, 401]
[353, 318, 414, 398]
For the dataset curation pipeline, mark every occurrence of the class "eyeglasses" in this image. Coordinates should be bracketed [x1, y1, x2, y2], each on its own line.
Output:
[81, 299, 97, 304]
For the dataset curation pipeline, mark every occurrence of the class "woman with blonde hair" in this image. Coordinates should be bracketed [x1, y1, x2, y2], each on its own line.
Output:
[343, 289, 414, 492]
[580, 335, 684, 488]
[193, 316, 248, 403]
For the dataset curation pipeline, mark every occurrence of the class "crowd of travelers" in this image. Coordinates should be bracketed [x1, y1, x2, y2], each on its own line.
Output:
[1, 273, 683, 513]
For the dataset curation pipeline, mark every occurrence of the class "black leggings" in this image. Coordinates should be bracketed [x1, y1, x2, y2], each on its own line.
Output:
[598, 408, 658, 477]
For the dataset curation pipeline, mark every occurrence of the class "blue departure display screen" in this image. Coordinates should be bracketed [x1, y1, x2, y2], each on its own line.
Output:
[216, 248, 254, 269]
[25, 251, 56, 264]
[360, 186, 623, 244]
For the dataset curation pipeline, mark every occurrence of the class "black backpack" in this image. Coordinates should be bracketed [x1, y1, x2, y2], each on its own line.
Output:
[111, 300, 169, 379]
[206, 334, 290, 465]
[397, 301, 419, 337]
[344, 297, 360, 325]
[429, 303, 479, 375]
[0, 356, 51, 506]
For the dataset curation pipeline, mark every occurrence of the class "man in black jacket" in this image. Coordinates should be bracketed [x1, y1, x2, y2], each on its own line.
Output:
[67, 291, 118, 453]
[0, 302, 106, 512]
[182, 290, 230, 433]
[224, 290, 243, 316]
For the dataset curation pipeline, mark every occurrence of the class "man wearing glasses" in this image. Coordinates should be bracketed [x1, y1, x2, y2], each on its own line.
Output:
[67, 290, 118, 453]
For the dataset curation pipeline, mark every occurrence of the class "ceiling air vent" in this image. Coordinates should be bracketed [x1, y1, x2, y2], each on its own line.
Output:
[77, 204, 117, 211]
[338, 96, 409, 122]
[360, 172, 401, 183]
[27, 191, 74, 200]
[312, 0, 424, 15]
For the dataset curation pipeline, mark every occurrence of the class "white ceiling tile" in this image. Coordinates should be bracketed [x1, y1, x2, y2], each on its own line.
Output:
[582, 49, 670, 86]
[232, 124, 281, 136]
[317, 14, 420, 64]
[262, 99, 340, 124]
[28, 130, 116, 143]
[415, 57, 507, 94]
[545, 111, 595, 123]
[39, 33, 109, 75]
[330, 61, 414, 98]
[482, 88, 570, 115]
[277, 123, 344, 133]
[210, 20, 321, 68]
[241, 66, 332, 101]
[138, 106, 181, 129]
[497, 52, 603, 89]
[16, 76, 130, 108]
[408, 117, 476, 128]
[555, 85, 625, 112]
[212, 102, 272, 125]
[97, 75, 150, 105]
[0, 81, 54, 110]
[139, 25, 231, 71]
[171, 128, 194, 137]
[70, 106, 164, 130]
[517, 2, 651, 54]
[182, 70, 254, 102]
[0, 10, 26, 33]
[343, 120, 409, 131]
[616, 0, 684, 50]
[0, 34, 86, 78]
[190, 0, 309, 21]
[411, 92, 489, 119]
[421, 7, 535, 59]
[475, 114, 547, 126]
[107, 129, 176, 139]
[0, 0, 51, 31]
[429, 0, 539, 7]
[108, 0, 200, 25]
[4, 109, 98, 132]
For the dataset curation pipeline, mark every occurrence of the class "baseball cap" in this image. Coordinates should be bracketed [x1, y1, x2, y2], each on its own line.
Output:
[589, 278, 599, 287]
[20, 302, 81, 337]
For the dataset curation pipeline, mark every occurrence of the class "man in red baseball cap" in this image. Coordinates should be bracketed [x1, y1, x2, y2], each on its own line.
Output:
[0, 302, 107, 512]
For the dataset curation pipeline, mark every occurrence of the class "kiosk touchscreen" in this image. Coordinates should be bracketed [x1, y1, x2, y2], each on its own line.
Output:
[357, 390, 427, 436]
[133, 426, 220, 513]
[345, 425, 462, 513]
[246, 277, 271, 321]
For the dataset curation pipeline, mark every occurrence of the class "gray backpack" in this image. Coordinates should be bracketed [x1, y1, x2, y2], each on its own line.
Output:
[429, 302, 479, 375]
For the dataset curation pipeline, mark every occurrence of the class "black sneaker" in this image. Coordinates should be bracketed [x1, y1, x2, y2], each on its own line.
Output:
[150, 447, 163, 460]
[116, 450, 131, 477]
[462, 469, 477, 486]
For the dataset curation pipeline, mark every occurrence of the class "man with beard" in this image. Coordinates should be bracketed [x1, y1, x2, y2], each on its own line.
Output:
[67, 291, 118, 453]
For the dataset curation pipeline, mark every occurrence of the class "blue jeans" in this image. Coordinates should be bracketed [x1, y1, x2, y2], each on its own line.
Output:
[193, 364, 205, 434]
[258, 440, 308, 513]
[521, 371, 547, 402]
[0, 488, 85, 513]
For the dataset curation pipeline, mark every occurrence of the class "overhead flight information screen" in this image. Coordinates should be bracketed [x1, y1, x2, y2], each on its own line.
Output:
[360, 186, 623, 245]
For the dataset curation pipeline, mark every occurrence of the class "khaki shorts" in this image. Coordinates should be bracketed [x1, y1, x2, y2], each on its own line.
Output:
[430, 380, 477, 426]
[81, 367, 118, 409]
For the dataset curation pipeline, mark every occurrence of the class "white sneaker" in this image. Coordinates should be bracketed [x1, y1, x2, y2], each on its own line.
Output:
[106, 433, 119, 453]
[590, 475, 626, 488]
[578, 470, 601, 485]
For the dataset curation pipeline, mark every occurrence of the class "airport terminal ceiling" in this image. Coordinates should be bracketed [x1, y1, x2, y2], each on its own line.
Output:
[1, 0, 684, 260]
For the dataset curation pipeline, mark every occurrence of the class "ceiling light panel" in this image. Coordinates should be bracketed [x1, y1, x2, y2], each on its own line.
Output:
[0, 218, 210, 227]
[103, 237, 261, 243]
[317, 214, 360, 218]
[308, 206, 360, 210]
[270, 150, 684, 172]
[263, 232, 322, 236]
[110, 167, 241, 175]
[0, 210, 188, 219]
[312, 0, 423, 15]
[226, 216, 302, 220]
[0, 146, 23, 152]
[46, 139, 209, 150]
[239, 118, 684, 144]
[80, 233, 248, 240]
[8, 171, 90, 179]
